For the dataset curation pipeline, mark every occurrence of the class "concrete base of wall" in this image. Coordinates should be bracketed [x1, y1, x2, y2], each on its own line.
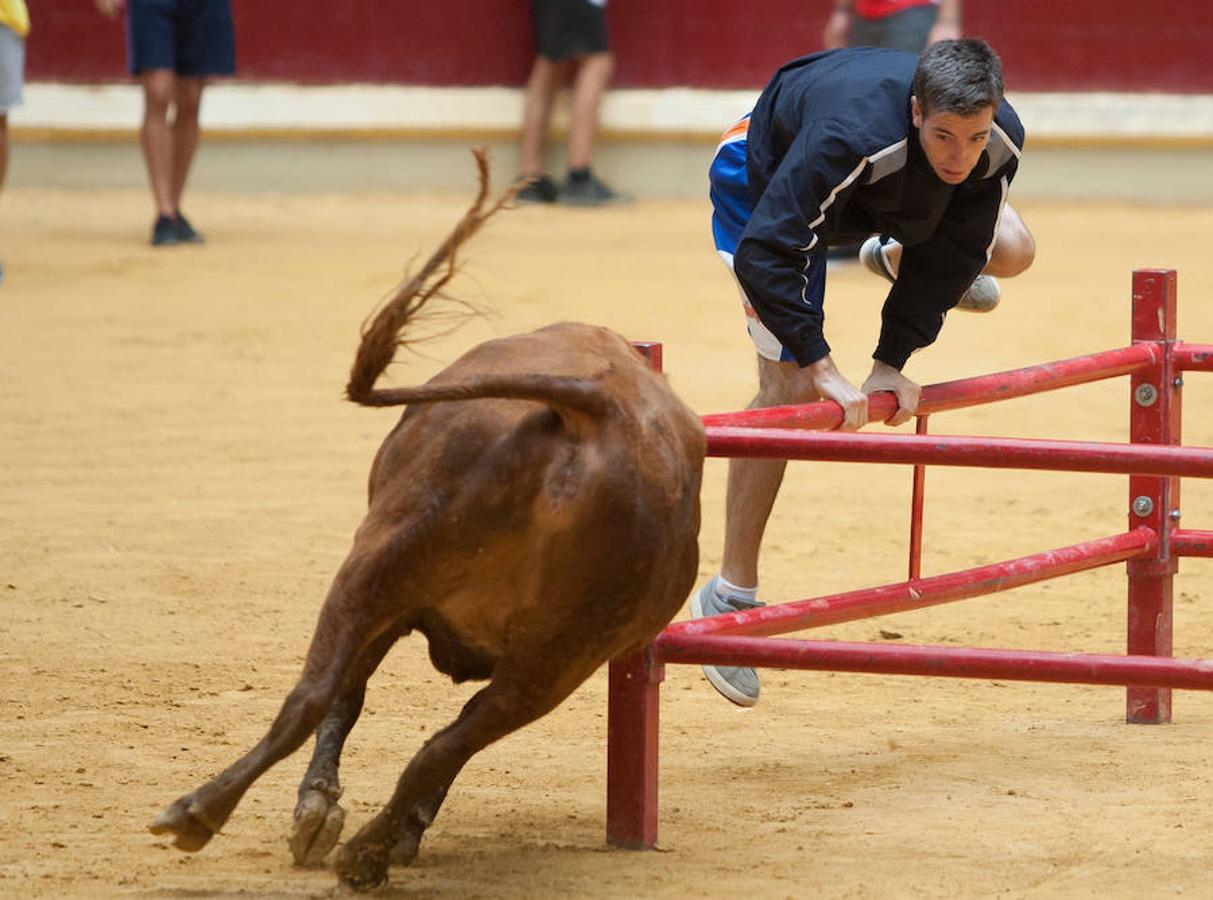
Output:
[10, 136, 1212, 205]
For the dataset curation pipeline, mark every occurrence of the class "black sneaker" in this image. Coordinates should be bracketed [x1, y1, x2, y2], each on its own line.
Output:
[516, 174, 559, 204]
[559, 172, 630, 207]
[151, 214, 180, 247]
[174, 213, 206, 244]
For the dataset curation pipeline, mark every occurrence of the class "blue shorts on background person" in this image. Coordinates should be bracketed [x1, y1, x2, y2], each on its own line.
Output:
[127, 0, 235, 77]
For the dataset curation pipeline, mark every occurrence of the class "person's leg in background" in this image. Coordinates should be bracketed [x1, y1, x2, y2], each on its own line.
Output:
[559, 49, 625, 205]
[168, 75, 206, 242]
[0, 19, 28, 281]
[166, 0, 234, 242]
[556, 0, 626, 206]
[516, 54, 565, 203]
[0, 109, 7, 281]
[139, 68, 184, 245]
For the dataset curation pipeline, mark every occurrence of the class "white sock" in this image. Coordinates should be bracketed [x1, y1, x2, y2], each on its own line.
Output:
[715, 575, 758, 603]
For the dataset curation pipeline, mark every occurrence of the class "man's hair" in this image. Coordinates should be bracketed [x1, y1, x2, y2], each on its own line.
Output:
[912, 38, 1004, 117]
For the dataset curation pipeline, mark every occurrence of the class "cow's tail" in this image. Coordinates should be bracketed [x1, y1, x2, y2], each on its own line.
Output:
[345, 149, 615, 421]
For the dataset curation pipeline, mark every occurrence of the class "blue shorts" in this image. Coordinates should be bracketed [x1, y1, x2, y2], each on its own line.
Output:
[709, 116, 798, 364]
[127, 0, 235, 77]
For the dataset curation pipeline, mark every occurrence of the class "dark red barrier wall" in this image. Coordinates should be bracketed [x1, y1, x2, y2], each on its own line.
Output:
[27, 0, 1213, 93]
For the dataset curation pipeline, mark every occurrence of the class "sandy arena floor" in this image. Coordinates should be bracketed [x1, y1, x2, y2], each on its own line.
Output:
[4, 181, 1213, 898]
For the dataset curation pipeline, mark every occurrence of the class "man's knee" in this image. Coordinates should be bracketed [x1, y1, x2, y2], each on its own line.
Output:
[990, 204, 1036, 277]
[754, 357, 821, 407]
[141, 71, 176, 116]
[174, 80, 205, 122]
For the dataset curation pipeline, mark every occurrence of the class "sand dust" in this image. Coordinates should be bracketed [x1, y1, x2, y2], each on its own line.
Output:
[3, 183, 1213, 898]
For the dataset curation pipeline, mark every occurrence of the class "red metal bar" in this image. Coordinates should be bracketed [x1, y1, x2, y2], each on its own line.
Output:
[630, 340, 663, 370]
[908, 415, 928, 580]
[1172, 529, 1213, 557]
[1127, 269, 1180, 723]
[702, 344, 1157, 431]
[662, 529, 1155, 641]
[706, 428, 1213, 479]
[1172, 342, 1213, 372]
[606, 649, 663, 849]
[656, 635, 1213, 692]
[607, 339, 665, 849]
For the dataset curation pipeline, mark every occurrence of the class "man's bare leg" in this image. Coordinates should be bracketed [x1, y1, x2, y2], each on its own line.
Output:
[170, 76, 205, 213]
[567, 51, 613, 171]
[720, 356, 824, 587]
[695, 355, 825, 705]
[140, 69, 178, 219]
[519, 56, 565, 178]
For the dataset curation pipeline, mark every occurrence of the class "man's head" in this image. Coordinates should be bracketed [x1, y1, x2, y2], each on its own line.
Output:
[910, 38, 1005, 185]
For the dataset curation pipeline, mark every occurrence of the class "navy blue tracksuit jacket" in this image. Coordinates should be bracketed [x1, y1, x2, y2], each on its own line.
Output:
[732, 48, 1024, 369]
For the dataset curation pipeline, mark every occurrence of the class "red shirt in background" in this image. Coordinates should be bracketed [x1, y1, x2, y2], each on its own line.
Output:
[854, 0, 937, 19]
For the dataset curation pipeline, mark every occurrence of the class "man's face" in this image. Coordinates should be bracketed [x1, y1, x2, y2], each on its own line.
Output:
[911, 95, 995, 185]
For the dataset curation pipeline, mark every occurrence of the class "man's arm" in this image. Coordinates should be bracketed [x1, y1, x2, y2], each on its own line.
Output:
[733, 122, 863, 368]
[861, 360, 921, 426]
[873, 172, 1011, 370]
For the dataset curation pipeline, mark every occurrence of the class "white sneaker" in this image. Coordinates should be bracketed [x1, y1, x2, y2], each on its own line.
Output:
[956, 274, 1001, 313]
[858, 235, 896, 284]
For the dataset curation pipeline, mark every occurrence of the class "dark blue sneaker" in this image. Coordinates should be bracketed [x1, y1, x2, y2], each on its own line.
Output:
[516, 174, 559, 204]
[559, 172, 631, 207]
[174, 214, 206, 244]
[151, 215, 179, 247]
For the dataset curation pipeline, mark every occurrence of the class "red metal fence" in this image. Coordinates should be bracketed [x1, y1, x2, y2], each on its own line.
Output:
[606, 268, 1213, 849]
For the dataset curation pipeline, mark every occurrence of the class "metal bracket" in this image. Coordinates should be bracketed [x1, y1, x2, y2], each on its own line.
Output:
[1134, 383, 1158, 407]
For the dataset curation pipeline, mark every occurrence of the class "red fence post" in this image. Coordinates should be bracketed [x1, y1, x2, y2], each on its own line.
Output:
[908, 415, 929, 581]
[606, 648, 664, 848]
[605, 340, 666, 848]
[1127, 269, 1180, 724]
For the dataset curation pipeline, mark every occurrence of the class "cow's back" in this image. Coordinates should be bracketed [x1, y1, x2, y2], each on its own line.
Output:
[358, 321, 705, 675]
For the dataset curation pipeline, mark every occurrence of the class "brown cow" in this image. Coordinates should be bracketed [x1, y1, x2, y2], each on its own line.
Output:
[147, 152, 705, 890]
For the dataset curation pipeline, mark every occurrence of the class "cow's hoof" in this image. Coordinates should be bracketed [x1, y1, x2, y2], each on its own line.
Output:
[148, 797, 216, 852]
[388, 828, 421, 867]
[289, 788, 346, 867]
[335, 840, 390, 891]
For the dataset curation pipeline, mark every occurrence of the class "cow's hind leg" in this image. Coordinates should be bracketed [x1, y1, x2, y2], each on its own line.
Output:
[289, 629, 398, 867]
[149, 572, 381, 852]
[334, 660, 594, 890]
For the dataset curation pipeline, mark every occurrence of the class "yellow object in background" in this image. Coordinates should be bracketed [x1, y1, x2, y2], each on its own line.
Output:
[0, 0, 29, 37]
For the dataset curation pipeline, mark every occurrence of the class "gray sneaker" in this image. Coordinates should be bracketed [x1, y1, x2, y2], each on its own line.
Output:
[955, 274, 1000, 312]
[690, 578, 763, 707]
[858, 235, 897, 283]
